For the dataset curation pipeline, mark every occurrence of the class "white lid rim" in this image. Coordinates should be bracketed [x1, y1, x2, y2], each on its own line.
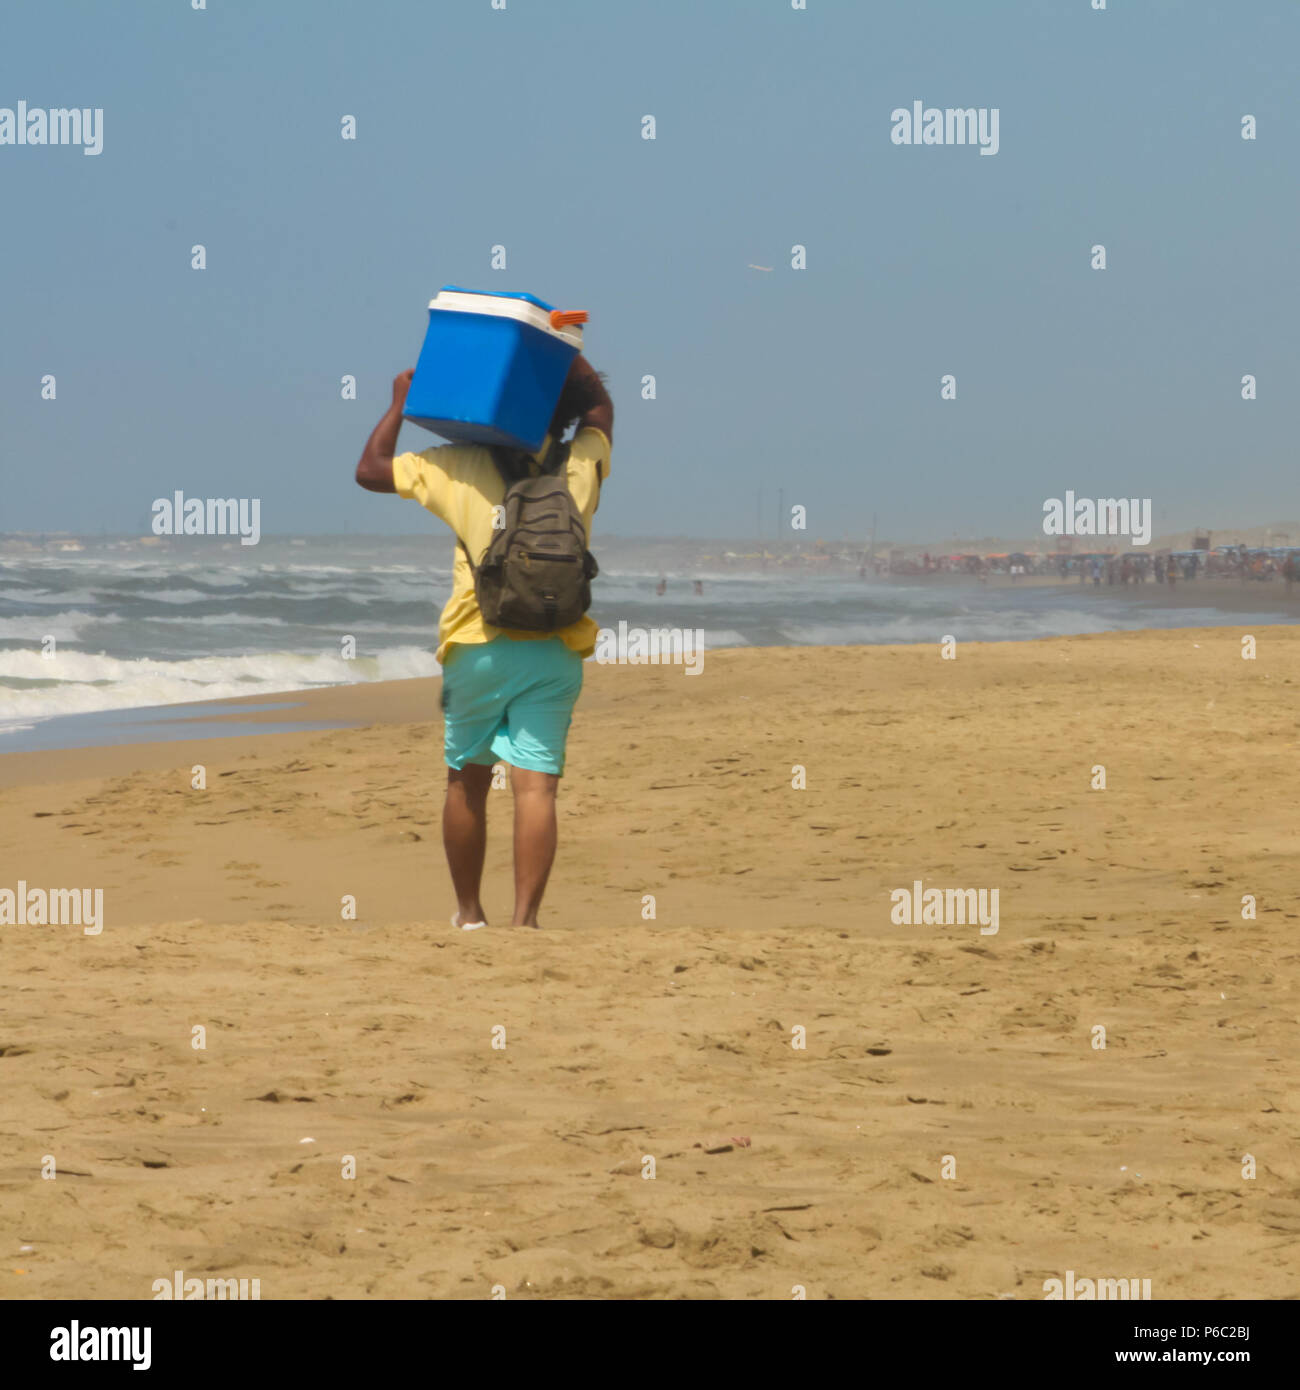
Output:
[426, 291, 584, 349]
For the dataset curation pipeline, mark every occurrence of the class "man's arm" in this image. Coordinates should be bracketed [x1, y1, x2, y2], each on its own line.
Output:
[573, 354, 614, 444]
[355, 369, 414, 493]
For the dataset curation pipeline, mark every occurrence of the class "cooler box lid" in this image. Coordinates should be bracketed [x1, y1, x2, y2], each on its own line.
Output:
[429, 285, 587, 349]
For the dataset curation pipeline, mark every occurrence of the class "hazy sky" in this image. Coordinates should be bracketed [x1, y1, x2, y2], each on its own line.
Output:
[3, 0, 1297, 543]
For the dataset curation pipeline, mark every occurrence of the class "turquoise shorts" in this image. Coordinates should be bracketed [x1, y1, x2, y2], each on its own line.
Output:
[440, 635, 584, 776]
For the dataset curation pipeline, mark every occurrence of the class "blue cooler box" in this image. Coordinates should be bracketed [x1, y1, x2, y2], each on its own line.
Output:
[403, 286, 587, 452]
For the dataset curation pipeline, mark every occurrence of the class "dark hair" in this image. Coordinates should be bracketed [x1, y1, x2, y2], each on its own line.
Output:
[548, 364, 608, 441]
[490, 364, 607, 480]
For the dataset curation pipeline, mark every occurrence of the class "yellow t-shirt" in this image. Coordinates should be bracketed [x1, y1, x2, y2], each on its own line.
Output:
[393, 426, 611, 665]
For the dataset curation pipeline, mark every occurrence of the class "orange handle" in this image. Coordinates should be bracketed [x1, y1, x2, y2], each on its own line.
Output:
[550, 309, 589, 328]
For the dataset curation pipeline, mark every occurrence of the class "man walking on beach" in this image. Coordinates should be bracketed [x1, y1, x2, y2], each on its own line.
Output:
[355, 355, 614, 929]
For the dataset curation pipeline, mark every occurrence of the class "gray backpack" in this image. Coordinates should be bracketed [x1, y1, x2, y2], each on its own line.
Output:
[456, 440, 599, 631]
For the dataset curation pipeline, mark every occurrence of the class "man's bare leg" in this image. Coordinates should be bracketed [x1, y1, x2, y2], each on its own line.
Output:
[510, 765, 560, 927]
[443, 763, 492, 924]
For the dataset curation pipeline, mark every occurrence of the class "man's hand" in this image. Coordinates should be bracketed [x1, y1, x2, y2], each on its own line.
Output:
[355, 368, 415, 494]
[391, 368, 415, 411]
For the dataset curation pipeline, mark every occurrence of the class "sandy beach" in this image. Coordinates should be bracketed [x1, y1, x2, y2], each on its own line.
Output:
[3, 627, 1299, 1300]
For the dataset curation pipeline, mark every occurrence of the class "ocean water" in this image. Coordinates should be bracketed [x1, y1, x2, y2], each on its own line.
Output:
[1, 536, 1296, 744]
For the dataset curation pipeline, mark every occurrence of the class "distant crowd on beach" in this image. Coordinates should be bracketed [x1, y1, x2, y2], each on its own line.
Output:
[653, 548, 1300, 595]
[863, 545, 1300, 591]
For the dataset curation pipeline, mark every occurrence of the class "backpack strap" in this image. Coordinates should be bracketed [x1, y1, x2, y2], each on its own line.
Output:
[488, 435, 568, 483]
[456, 437, 572, 569]
[488, 445, 532, 487]
[541, 437, 571, 475]
[459, 445, 526, 569]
